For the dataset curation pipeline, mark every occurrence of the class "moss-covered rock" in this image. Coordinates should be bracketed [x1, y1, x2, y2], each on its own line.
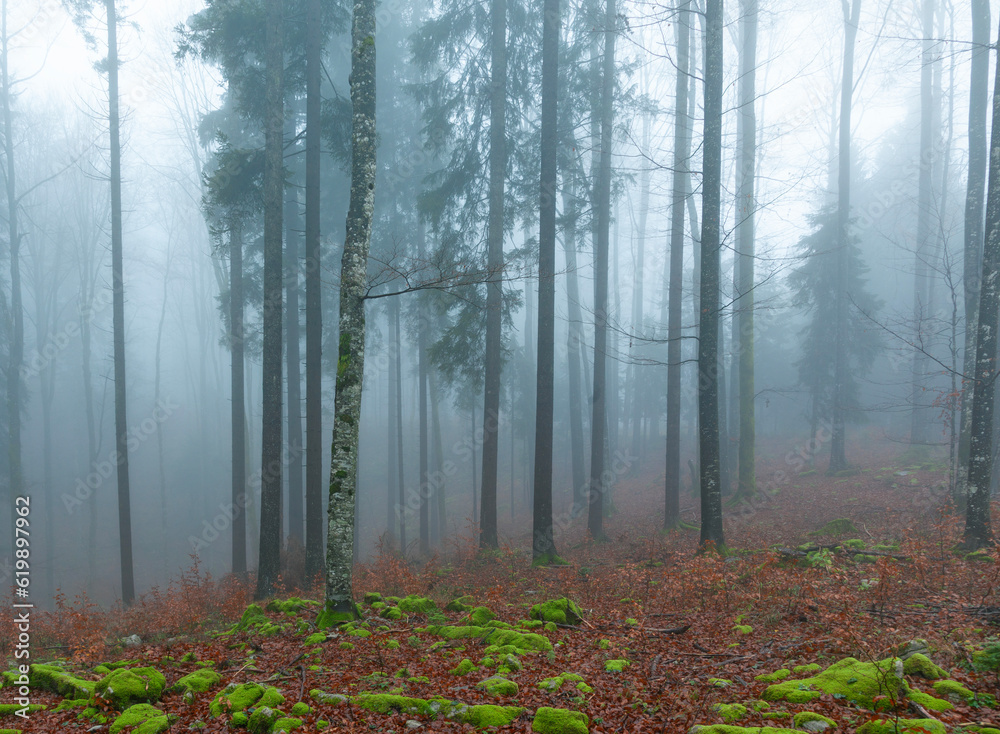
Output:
[469, 607, 495, 626]
[26, 663, 95, 700]
[363, 592, 383, 605]
[209, 682, 284, 717]
[689, 727, 800, 734]
[449, 659, 478, 676]
[290, 702, 310, 716]
[310, 690, 349, 707]
[380, 606, 403, 620]
[792, 711, 837, 731]
[95, 667, 166, 709]
[732, 624, 753, 635]
[856, 718, 946, 734]
[763, 657, 904, 709]
[266, 597, 315, 614]
[901, 653, 946, 680]
[476, 676, 517, 696]
[842, 539, 866, 550]
[398, 595, 436, 614]
[419, 624, 552, 652]
[755, 669, 790, 683]
[813, 518, 858, 536]
[908, 688, 953, 711]
[792, 663, 821, 674]
[454, 704, 524, 728]
[247, 705, 281, 733]
[529, 598, 583, 626]
[531, 706, 588, 734]
[0, 704, 44, 717]
[271, 716, 303, 732]
[108, 703, 172, 734]
[446, 596, 474, 612]
[171, 668, 220, 696]
[712, 703, 748, 723]
[304, 632, 326, 645]
[932, 678, 984, 704]
[605, 659, 630, 672]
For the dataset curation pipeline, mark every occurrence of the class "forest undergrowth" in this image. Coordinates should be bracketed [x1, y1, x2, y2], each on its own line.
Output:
[5, 442, 1000, 733]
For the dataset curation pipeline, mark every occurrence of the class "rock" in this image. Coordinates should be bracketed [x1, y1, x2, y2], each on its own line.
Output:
[405, 720, 422, 729]
[895, 639, 930, 661]
[122, 634, 142, 648]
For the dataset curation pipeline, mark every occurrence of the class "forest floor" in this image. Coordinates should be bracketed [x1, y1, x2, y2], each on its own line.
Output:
[6, 440, 1000, 733]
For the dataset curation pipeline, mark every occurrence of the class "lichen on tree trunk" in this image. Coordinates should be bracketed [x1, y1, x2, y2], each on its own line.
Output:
[321, 0, 376, 625]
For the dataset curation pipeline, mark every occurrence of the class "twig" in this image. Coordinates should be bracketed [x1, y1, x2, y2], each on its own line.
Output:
[644, 624, 691, 634]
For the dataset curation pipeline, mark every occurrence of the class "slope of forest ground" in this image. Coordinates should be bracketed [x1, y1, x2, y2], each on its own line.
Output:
[6, 442, 1000, 733]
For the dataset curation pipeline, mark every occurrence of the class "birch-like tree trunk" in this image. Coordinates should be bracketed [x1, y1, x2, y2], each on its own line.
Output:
[321, 0, 376, 623]
[230, 219, 247, 577]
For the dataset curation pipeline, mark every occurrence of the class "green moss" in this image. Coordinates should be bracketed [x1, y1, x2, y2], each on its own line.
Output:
[842, 539, 866, 550]
[529, 598, 583, 626]
[420, 624, 552, 652]
[234, 603, 269, 631]
[598, 639, 611, 649]
[247, 705, 281, 733]
[381, 606, 402, 620]
[96, 667, 166, 710]
[901, 653, 946, 680]
[171, 668, 220, 695]
[752, 701, 771, 711]
[708, 678, 732, 687]
[26, 663, 95, 699]
[755, 669, 790, 683]
[605, 659, 630, 672]
[853, 554, 878, 563]
[792, 663, 821, 674]
[0, 704, 44, 716]
[449, 658, 477, 676]
[316, 603, 360, 628]
[856, 718, 946, 734]
[304, 632, 326, 645]
[231, 712, 249, 727]
[538, 673, 587, 692]
[310, 690, 349, 706]
[339, 642, 354, 650]
[347, 628, 371, 638]
[688, 727, 799, 734]
[384, 639, 400, 650]
[209, 682, 285, 717]
[446, 596, 474, 612]
[353, 693, 444, 717]
[732, 624, 753, 635]
[271, 717, 303, 732]
[469, 607, 495, 626]
[266, 597, 315, 614]
[531, 707, 589, 734]
[290, 702, 310, 715]
[712, 703, 748, 723]
[108, 704, 171, 734]
[813, 518, 858, 536]
[477, 676, 518, 696]
[762, 657, 904, 710]
[907, 688, 952, 711]
[457, 704, 524, 728]
[793, 711, 837, 728]
[932, 679, 977, 703]
[498, 654, 523, 674]
[363, 592, 383, 605]
[398, 595, 436, 614]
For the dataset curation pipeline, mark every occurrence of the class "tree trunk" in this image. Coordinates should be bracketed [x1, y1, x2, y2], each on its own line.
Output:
[562, 186, 587, 513]
[231, 219, 247, 577]
[107, 0, 135, 604]
[286, 160, 304, 547]
[532, 0, 559, 564]
[630, 114, 650, 465]
[664, 0, 690, 529]
[304, 0, 324, 582]
[963, 10, 1000, 550]
[958, 0, 990, 502]
[588, 0, 615, 542]
[910, 0, 936, 448]
[829, 0, 862, 475]
[417, 223, 430, 556]
[430, 368, 446, 545]
[734, 0, 757, 500]
[698, 0, 724, 550]
[321, 0, 376, 623]
[393, 300, 406, 553]
[255, 0, 285, 600]
[480, 0, 506, 550]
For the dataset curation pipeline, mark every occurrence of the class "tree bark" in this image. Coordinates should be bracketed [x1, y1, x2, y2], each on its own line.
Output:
[107, 0, 135, 604]
[304, 0, 324, 582]
[962, 10, 1000, 550]
[562, 186, 587, 514]
[734, 0, 757, 500]
[255, 0, 285, 600]
[286, 154, 304, 547]
[231, 219, 247, 577]
[698, 0, 724, 550]
[829, 0, 862, 475]
[532, 0, 559, 563]
[588, 0, 616, 543]
[322, 0, 376, 623]
[958, 0, 990, 501]
[480, 0, 506, 550]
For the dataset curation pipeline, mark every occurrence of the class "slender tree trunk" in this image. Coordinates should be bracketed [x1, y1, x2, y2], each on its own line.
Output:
[958, 0, 990, 502]
[231, 219, 247, 577]
[107, 0, 134, 604]
[417, 223, 430, 556]
[1, 0, 22, 580]
[562, 187, 587, 513]
[256, 0, 285, 600]
[532, 0, 559, 563]
[630, 115, 650, 465]
[304, 0, 324, 582]
[698, 0, 724, 549]
[963, 11, 1000, 550]
[664, 0, 690, 529]
[480, 0, 506, 550]
[154, 247, 171, 554]
[393, 300, 406, 553]
[734, 0, 757, 500]
[286, 169, 304, 547]
[910, 0, 936, 448]
[471, 403, 478, 524]
[829, 0, 861, 475]
[387, 304, 399, 543]
[430, 369, 446, 545]
[588, 0, 615, 542]
[321, 0, 376, 622]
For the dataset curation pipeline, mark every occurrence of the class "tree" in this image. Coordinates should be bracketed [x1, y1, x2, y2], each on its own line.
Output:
[698, 0, 724, 550]
[829, 0, 862, 474]
[255, 0, 285, 600]
[733, 0, 757, 501]
[957, 0, 990, 499]
[230, 218, 247, 577]
[962, 10, 1000, 550]
[320, 0, 376, 625]
[531, 0, 559, 564]
[304, 0, 325, 581]
[664, 0, 691, 529]
[588, 0, 616, 543]
[789, 209, 881, 454]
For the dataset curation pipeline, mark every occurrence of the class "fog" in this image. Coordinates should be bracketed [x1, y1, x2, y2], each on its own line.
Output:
[0, 0, 989, 606]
